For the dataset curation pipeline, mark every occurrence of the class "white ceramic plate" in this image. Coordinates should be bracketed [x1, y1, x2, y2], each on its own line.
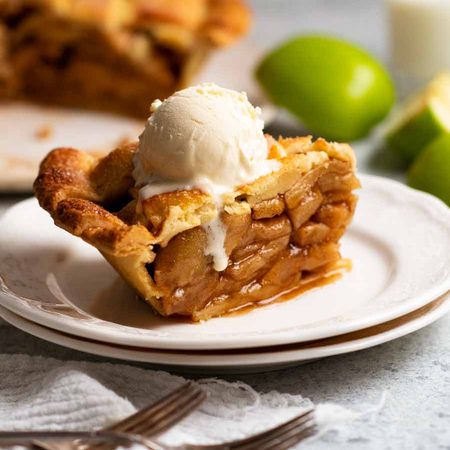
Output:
[0, 40, 272, 193]
[1, 175, 449, 350]
[0, 293, 448, 374]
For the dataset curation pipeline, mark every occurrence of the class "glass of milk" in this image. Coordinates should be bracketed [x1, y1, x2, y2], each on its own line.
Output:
[386, 0, 450, 97]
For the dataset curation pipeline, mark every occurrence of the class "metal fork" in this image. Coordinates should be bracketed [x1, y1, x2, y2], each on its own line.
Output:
[35, 381, 206, 450]
[0, 430, 151, 449]
[104, 381, 207, 437]
[0, 407, 316, 450]
[166, 408, 317, 450]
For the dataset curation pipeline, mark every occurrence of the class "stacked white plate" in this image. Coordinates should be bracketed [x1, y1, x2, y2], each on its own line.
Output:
[1, 175, 449, 373]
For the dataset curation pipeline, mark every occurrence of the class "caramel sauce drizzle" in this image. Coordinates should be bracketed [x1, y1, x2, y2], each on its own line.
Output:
[224, 258, 352, 317]
[90, 259, 352, 326]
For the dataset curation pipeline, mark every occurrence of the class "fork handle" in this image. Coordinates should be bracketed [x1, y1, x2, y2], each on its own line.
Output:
[0, 431, 150, 448]
[32, 440, 62, 450]
[32, 441, 76, 450]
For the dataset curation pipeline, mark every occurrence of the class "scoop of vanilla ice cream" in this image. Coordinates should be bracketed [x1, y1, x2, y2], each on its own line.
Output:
[133, 83, 280, 272]
[133, 83, 278, 195]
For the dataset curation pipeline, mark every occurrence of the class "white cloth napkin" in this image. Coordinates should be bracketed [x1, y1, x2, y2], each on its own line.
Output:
[0, 354, 384, 448]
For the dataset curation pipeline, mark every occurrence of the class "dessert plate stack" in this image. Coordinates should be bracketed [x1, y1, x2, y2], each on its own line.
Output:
[1, 175, 449, 374]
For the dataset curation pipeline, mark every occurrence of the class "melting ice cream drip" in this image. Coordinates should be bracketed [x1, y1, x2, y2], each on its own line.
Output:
[133, 83, 280, 271]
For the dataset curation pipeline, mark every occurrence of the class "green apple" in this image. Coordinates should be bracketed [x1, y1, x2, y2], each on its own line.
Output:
[255, 35, 395, 141]
[408, 133, 450, 206]
[387, 73, 450, 163]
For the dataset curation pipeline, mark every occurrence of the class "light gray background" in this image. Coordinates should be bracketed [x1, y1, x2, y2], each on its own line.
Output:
[249, 0, 386, 58]
[1, 1, 449, 449]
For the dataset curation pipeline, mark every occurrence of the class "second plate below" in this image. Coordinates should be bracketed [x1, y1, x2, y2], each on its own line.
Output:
[0, 293, 448, 374]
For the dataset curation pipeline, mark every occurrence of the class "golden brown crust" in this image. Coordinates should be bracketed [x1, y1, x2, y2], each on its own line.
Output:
[34, 135, 359, 318]
[0, 0, 250, 46]
[203, 0, 251, 46]
[35, 137, 358, 252]
[34, 147, 99, 214]
[34, 142, 155, 257]
[0, 0, 250, 116]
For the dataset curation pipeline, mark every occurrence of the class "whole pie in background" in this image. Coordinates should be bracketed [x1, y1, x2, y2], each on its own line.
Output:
[34, 84, 360, 321]
[0, 0, 250, 117]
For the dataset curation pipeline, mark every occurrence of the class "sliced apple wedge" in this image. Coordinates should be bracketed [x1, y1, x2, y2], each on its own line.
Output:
[387, 73, 450, 162]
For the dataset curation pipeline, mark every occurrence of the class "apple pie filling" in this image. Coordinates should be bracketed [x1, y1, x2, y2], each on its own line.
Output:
[147, 159, 359, 321]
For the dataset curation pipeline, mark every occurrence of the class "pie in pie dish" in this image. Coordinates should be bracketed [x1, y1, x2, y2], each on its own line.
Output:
[0, 0, 250, 116]
[34, 84, 360, 321]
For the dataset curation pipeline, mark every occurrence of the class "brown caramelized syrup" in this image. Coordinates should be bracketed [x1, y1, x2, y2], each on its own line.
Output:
[224, 258, 352, 317]
[90, 259, 352, 326]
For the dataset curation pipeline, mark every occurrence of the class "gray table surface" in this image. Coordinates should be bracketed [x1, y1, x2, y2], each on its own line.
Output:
[1, 1, 449, 449]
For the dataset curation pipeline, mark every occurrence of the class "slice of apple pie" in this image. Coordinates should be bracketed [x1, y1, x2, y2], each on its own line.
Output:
[0, 0, 250, 116]
[35, 84, 359, 321]
[35, 135, 359, 321]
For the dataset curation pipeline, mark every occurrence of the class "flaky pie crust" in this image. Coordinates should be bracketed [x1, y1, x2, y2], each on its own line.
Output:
[0, 0, 250, 47]
[0, 0, 250, 114]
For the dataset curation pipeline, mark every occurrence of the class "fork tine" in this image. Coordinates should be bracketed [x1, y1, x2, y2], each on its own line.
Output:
[106, 382, 195, 432]
[242, 412, 315, 450]
[126, 386, 206, 436]
[85, 383, 204, 450]
[175, 410, 316, 450]
[130, 388, 206, 437]
[142, 389, 207, 437]
[228, 409, 315, 450]
[259, 423, 317, 450]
